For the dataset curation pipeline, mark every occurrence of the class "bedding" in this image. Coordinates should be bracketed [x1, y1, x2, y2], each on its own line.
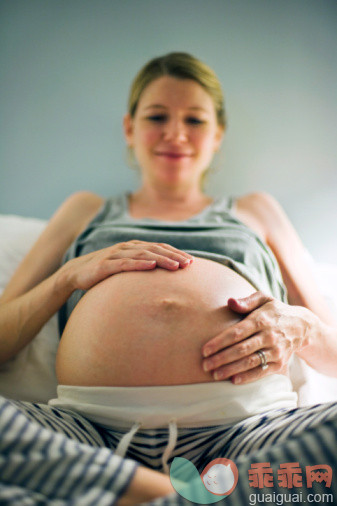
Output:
[0, 213, 337, 405]
[0, 215, 58, 402]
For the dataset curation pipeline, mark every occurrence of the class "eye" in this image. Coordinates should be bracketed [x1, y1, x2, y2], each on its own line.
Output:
[186, 117, 205, 125]
[147, 114, 167, 122]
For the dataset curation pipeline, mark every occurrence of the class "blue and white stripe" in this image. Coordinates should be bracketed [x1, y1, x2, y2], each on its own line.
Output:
[1, 396, 336, 505]
[0, 397, 137, 505]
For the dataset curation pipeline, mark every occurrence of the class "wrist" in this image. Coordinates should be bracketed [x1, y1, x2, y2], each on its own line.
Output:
[295, 307, 337, 374]
[301, 307, 315, 350]
[54, 262, 77, 299]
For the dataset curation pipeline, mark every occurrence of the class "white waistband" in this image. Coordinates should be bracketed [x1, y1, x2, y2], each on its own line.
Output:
[49, 375, 297, 429]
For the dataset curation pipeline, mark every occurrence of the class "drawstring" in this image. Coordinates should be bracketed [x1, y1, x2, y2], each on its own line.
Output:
[115, 422, 142, 458]
[114, 419, 178, 475]
[162, 419, 178, 475]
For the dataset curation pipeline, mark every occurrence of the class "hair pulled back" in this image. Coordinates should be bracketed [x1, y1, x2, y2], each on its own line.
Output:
[127, 52, 226, 129]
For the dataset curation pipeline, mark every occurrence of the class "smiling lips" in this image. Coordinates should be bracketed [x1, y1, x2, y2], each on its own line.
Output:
[155, 151, 192, 160]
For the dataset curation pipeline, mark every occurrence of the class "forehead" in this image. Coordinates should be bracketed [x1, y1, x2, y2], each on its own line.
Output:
[137, 76, 215, 112]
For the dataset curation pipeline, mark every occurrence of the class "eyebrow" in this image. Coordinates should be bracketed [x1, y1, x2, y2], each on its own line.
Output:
[143, 104, 209, 112]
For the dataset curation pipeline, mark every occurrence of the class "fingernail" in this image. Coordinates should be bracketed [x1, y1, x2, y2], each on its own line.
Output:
[203, 360, 211, 372]
[233, 376, 242, 384]
[203, 348, 211, 358]
[213, 371, 221, 380]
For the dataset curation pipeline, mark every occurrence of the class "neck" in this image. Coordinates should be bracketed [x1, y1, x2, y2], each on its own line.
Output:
[132, 184, 209, 208]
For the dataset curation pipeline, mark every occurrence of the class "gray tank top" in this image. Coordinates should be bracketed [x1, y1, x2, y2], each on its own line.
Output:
[58, 193, 287, 335]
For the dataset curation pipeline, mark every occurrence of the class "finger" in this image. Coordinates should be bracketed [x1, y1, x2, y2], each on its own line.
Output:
[230, 361, 279, 385]
[202, 316, 260, 358]
[116, 258, 158, 272]
[129, 240, 194, 262]
[142, 253, 181, 270]
[211, 349, 274, 382]
[203, 335, 264, 372]
[147, 243, 193, 268]
[91, 258, 157, 280]
[155, 242, 194, 261]
[121, 242, 193, 269]
[111, 248, 181, 270]
[117, 255, 182, 272]
[227, 292, 273, 314]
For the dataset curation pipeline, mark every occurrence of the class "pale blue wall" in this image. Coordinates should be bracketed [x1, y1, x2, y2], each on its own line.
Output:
[1, 0, 336, 262]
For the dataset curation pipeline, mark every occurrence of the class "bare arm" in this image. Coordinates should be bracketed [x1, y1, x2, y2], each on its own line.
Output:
[0, 191, 193, 365]
[236, 192, 336, 324]
[0, 191, 104, 363]
[202, 192, 337, 381]
[235, 192, 337, 375]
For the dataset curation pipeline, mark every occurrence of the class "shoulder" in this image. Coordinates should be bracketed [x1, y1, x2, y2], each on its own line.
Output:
[50, 191, 105, 241]
[234, 192, 284, 241]
[235, 192, 296, 249]
[56, 191, 104, 222]
[0, 192, 105, 302]
[235, 191, 281, 214]
[60, 191, 104, 213]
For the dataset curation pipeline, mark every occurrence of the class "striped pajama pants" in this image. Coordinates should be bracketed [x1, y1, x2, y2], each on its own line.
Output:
[0, 396, 336, 505]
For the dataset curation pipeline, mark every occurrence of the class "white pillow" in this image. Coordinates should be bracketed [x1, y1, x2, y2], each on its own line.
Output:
[0, 215, 58, 402]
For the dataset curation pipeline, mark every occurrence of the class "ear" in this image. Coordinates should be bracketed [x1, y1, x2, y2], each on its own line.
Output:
[123, 113, 134, 146]
[214, 125, 225, 152]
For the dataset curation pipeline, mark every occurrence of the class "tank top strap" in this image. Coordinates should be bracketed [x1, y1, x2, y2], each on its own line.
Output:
[204, 194, 236, 214]
[89, 194, 127, 226]
[194, 194, 237, 224]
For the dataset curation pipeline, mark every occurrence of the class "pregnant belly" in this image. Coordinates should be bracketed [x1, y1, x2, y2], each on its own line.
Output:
[56, 257, 256, 386]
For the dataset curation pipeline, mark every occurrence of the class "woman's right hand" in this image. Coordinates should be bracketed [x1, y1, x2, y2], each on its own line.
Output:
[61, 240, 194, 292]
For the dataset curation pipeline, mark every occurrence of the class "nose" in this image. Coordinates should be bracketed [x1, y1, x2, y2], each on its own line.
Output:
[163, 119, 188, 143]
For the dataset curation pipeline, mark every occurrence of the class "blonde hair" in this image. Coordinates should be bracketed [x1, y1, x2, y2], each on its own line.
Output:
[127, 52, 226, 128]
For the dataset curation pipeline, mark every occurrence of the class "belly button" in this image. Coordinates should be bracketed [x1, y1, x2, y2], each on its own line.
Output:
[160, 298, 182, 310]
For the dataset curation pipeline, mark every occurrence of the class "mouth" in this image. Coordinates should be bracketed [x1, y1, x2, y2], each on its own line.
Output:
[154, 152, 192, 160]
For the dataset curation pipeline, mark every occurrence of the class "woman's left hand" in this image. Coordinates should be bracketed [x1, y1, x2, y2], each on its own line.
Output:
[202, 291, 315, 384]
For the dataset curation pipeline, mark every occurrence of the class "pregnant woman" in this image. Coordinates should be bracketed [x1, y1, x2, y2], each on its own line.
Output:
[1, 52, 337, 505]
